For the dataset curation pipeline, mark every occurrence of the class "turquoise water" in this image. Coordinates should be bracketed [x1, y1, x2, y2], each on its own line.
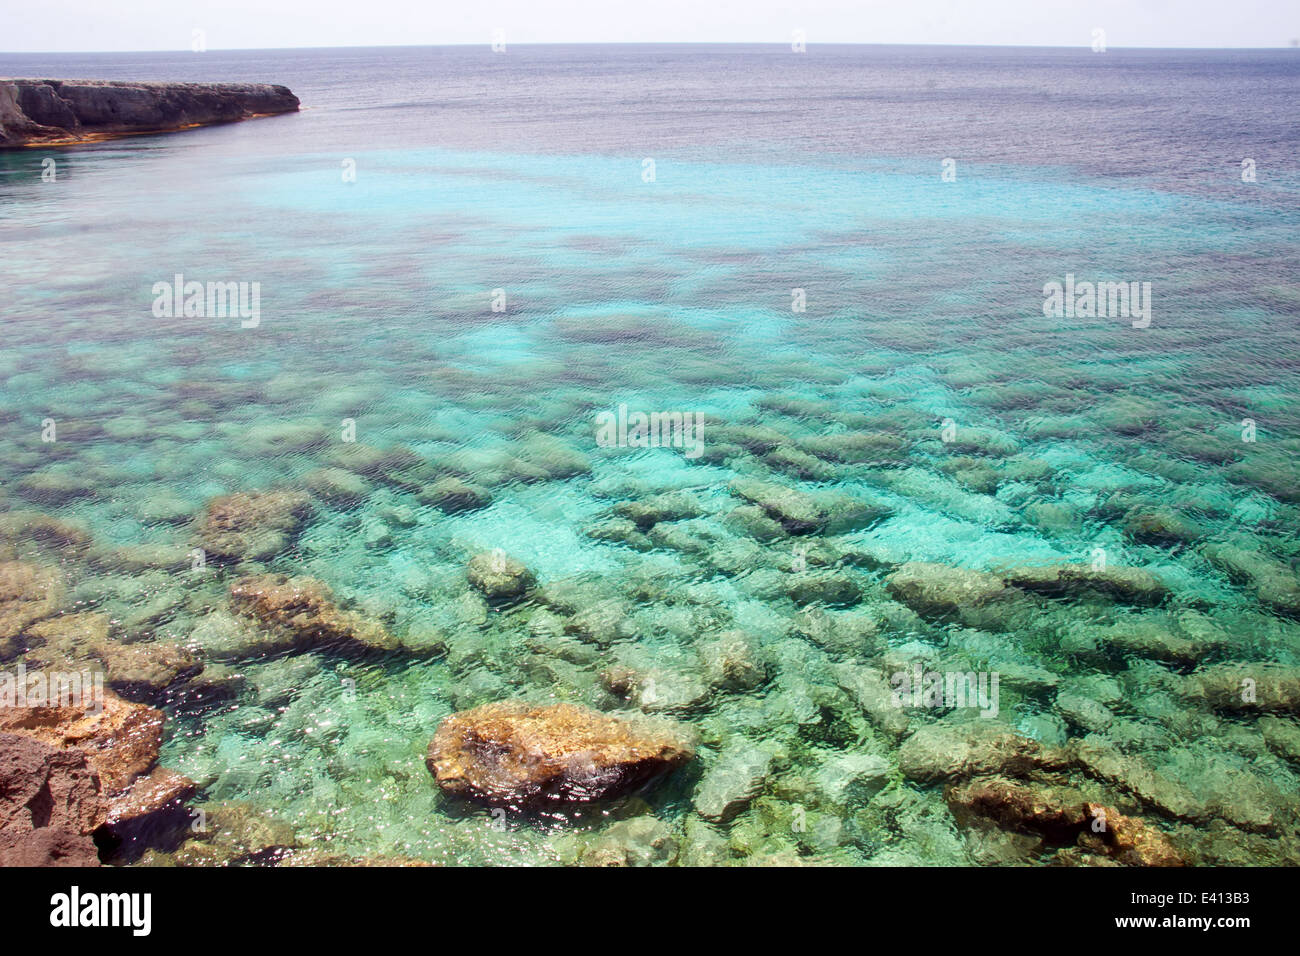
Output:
[2, 45, 1299, 866]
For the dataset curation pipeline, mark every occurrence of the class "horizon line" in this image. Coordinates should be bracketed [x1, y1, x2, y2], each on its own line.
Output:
[3, 40, 1300, 55]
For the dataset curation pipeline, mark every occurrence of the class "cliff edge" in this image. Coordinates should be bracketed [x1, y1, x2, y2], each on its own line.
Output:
[0, 79, 300, 147]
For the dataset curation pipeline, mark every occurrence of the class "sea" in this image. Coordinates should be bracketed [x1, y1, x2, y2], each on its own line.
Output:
[0, 44, 1298, 866]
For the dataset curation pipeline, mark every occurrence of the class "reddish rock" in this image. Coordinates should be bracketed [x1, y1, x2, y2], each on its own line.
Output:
[1080, 803, 1187, 867]
[0, 732, 103, 866]
[229, 573, 398, 655]
[0, 688, 163, 794]
[427, 702, 694, 809]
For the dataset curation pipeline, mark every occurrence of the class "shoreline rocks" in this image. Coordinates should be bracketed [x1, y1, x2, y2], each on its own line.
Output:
[0, 79, 299, 148]
[0, 732, 103, 866]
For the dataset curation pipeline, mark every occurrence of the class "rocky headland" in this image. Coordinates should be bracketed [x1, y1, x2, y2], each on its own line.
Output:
[0, 79, 299, 148]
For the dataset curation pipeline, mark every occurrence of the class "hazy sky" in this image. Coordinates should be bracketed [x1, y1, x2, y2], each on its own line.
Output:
[5, 0, 1298, 52]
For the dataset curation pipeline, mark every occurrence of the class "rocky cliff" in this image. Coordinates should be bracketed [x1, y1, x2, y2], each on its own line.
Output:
[0, 78, 300, 147]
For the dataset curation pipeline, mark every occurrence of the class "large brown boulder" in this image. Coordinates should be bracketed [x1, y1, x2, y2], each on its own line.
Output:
[427, 702, 694, 809]
[0, 732, 103, 866]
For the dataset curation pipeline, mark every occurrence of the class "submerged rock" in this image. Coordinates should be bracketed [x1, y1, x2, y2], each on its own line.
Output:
[1055, 692, 1116, 733]
[579, 816, 680, 867]
[419, 475, 493, 513]
[1069, 739, 1205, 823]
[195, 489, 313, 561]
[303, 467, 370, 508]
[798, 430, 908, 464]
[1121, 507, 1202, 546]
[698, 630, 769, 693]
[1000, 564, 1170, 606]
[466, 551, 536, 602]
[885, 562, 1022, 628]
[1202, 543, 1300, 615]
[229, 573, 399, 655]
[0, 560, 63, 650]
[694, 742, 780, 823]
[16, 469, 97, 505]
[785, 571, 862, 608]
[427, 702, 694, 809]
[1095, 619, 1207, 666]
[730, 479, 888, 536]
[833, 663, 910, 739]
[1259, 716, 1300, 766]
[946, 777, 1185, 866]
[729, 479, 825, 533]
[899, 722, 1064, 784]
[25, 612, 202, 700]
[167, 801, 298, 866]
[614, 492, 704, 529]
[1184, 664, 1300, 714]
[601, 663, 711, 714]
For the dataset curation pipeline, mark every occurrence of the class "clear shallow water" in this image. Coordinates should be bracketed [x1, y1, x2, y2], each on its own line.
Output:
[1, 45, 1299, 865]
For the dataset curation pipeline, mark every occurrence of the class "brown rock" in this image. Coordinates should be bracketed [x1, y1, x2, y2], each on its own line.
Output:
[0, 688, 162, 794]
[946, 777, 1186, 866]
[466, 551, 535, 602]
[106, 767, 196, 826]
[1080, 803, 1187, 867]
[427, 702, 694, 809]
[1000, 564, 1170, 606]
[1185, 664, 1300, 714]
[195, 489, 313, 561]
[885, 562, 1022, 628]
[25, 613, 202, 699]
[946, 777, 1088, 841]
[0, 560, 63, 644]
[0, 732, 103, 866]
[229, 573, 398, 656]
